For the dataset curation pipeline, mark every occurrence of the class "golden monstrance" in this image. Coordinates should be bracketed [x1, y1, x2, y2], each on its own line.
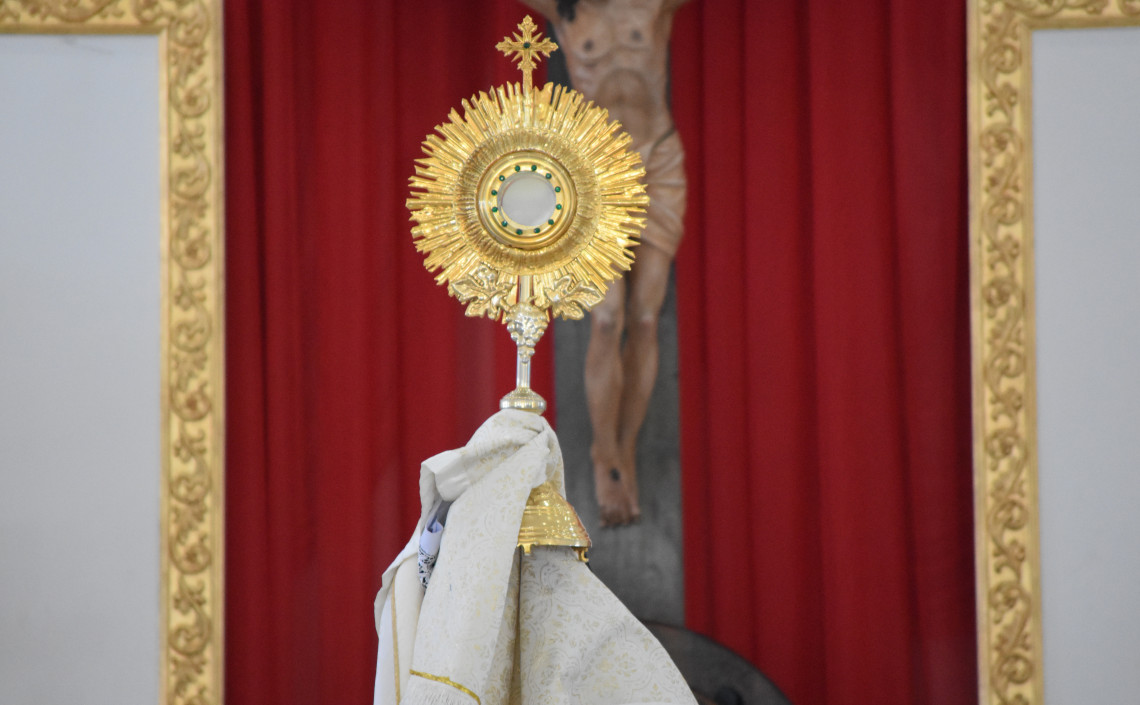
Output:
[406, 17, 649, 557]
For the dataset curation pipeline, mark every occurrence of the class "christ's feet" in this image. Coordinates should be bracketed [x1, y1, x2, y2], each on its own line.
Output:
[592, 454, 641, 527]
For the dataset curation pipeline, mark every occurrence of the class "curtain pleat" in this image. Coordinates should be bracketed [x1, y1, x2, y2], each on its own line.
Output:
[673, 3, 976, 705]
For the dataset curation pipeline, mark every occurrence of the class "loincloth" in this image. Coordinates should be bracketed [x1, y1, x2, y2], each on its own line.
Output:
[635, 128, 687, 258]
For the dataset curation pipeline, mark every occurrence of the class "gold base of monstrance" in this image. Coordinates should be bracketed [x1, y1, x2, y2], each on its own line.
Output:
[406, 17, 648, 560]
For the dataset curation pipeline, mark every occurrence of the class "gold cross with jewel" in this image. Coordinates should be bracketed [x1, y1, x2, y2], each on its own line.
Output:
[496, 15, 558, 90]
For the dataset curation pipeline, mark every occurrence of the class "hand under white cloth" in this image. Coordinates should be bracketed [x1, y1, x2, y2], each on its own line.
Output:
[374, 410, 695, 705]
[417, 508, 445, 589]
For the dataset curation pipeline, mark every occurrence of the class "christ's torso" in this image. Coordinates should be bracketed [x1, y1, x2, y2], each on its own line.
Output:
[552, 0, 678, 148]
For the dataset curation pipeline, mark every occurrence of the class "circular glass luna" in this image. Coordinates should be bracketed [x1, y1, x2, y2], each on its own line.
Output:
[476, 152, 577, 253]
[498, 173, 557, 227]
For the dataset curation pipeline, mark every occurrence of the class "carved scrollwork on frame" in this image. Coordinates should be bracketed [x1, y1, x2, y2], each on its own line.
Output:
[0, 0, 122, 22]
[0, 3, 224, 705]
[970, 3, 1138, 705]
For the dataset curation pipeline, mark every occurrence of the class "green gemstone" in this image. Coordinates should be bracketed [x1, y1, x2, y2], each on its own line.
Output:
[555, 204, 562, 210]
[530, 165, 537, 171]
[501, 221, 508, 227]
[548, 219, 555, 225]
[491, 206, 498, 212]
[514, 165, 521, 171]
[545, 173, 552, 179]
[534, 228, 541, 233]
[491, 189, 497, 195]
[523, 42, 531, 48]
[499, 175, 505, 181]
[554, 186, 561, 192]
[516, 229, 523, 235]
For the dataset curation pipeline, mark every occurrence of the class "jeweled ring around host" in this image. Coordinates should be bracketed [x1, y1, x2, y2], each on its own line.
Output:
[478, 151, 576, 251]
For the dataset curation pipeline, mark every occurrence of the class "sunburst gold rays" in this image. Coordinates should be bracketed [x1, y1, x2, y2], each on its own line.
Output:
[407, 81, 648, 321]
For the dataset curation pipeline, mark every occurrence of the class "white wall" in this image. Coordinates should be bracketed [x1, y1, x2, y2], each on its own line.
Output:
[0, 35, 161, 704]
[1032, 25, 1140, 704]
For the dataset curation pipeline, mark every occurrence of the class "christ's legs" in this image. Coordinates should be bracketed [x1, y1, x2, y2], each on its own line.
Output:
[584, 242, 673, 527]
[585, 277, 632, 526]
[613, 243, 672, 522]
[585, 129, 685, 527]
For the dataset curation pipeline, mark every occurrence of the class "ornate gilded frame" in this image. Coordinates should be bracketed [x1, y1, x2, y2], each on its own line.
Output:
[0, 2, 225, 704]
[968, 2, 1139, 704]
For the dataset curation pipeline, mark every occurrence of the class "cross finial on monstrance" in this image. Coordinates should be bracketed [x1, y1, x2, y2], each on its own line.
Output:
[496, 15, 557, 90]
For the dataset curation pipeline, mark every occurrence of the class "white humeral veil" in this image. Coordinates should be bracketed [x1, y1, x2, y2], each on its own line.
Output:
[374, 410, 695, 705]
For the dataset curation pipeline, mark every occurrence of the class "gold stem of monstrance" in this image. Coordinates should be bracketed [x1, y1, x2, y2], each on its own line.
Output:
[407, 16, 649, 556]
[501, 274, 547, 412]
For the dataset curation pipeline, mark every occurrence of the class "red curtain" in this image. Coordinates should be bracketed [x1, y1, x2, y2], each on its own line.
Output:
[672, 3, 976, 705]
[224, 2, 976, 705]
[224, 2, 544, 704]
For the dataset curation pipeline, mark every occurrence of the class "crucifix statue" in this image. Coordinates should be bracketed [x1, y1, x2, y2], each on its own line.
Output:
[519, 0, 691, 527]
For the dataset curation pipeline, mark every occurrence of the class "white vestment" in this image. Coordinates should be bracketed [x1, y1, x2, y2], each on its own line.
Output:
[374, 410, 695, 705]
